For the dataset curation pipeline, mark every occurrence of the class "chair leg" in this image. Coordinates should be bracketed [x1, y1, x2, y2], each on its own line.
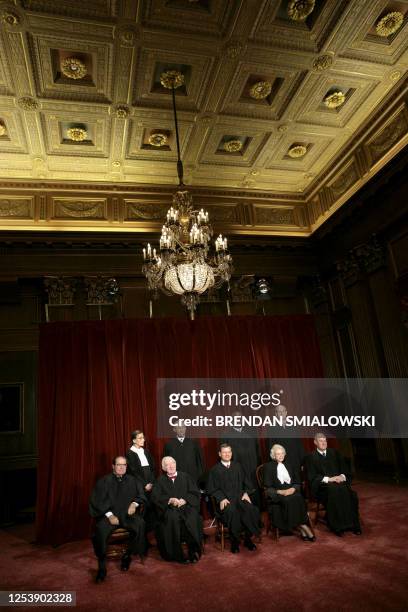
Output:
[221, 525, 224, 552]
[314, 502, 320, 526]
[275, 527, 279, 541]
[307, 512, 316, 537]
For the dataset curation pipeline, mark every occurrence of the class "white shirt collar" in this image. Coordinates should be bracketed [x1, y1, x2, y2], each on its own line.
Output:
[317, 449, 327, 456]
[221, 461, 231, 467]
[177, 437, 185, 443]
[277, 462, 291, 485]
[130, 444, 145, 454]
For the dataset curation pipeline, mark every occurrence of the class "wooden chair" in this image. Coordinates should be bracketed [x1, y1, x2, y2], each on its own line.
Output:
[106, 528, 130, 559]
[106, 503, 145, 561]
[210, 496, 228, 551]
[256, 463, 279, 541]
[301, 464, 326, 526]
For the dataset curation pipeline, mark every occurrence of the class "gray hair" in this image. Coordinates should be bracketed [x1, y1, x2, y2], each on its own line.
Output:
[270, 444, 286, 460]
[314, 432, 326, 441]
[161, 455, 176, 469]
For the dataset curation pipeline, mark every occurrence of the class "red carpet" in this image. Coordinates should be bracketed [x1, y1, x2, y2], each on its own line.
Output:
[1, 482, 408, 612]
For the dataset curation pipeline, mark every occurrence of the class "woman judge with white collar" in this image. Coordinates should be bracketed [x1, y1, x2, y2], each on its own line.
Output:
[263, 444, 315, 542]
[126, 430, 155, 493]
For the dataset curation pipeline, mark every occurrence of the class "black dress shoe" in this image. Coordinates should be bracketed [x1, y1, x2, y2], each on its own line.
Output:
[120, 554, 132, 571]
[95, 567, 106, 583]
[333, 530, 344, 537]
[189, 550, 200, 564]
[244, 539, 257, 551]
[308, 535, 316, 542]
[230, 540, 240, 553]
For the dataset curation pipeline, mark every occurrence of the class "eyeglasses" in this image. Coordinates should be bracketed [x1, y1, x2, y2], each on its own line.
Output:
[115, 463, 127, 467]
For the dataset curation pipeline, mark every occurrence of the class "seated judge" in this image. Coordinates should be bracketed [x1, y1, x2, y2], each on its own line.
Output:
[263, 444, 315, 541]
[266, 404, 306, 476]
[89, 456, 146, 583]
[151, 456, 203, 564]
[163, 423, 205, 486]
[207, 443, 260, 553]
[306, 433, 361, 536]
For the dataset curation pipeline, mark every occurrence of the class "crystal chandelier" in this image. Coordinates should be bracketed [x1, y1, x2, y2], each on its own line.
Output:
[142, 70, 233, 320]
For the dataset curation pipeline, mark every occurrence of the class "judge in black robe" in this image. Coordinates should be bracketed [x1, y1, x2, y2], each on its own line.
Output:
[207, 443, 260, 553]
[126, 430, 156, 529]
[163, 424, 204, 486]
[263, 444, 314, 540]
[266, 405, 306, 477]
[266, 437, 306, 478]
[306, 433, 361, 535]
[220, 426, 261, 506]
[152, 456, 203, 563]
[89, 456, 146, 582]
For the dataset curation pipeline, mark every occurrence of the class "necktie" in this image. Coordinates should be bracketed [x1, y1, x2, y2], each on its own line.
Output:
[323, 452, 326, 457]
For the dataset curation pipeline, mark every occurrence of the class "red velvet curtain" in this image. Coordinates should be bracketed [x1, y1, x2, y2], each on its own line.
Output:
[36, 315, 323, 544]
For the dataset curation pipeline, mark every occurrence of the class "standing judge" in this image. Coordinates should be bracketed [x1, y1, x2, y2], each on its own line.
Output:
[152, 456, 203, 564]
[263, 444, 315, 541]
[207, 443, 260, 553]
[163, 424, 204, 486]
[126, 430, 155, 492]
[89, 456, 146, 582]
[126, 430, 156, 528]
[306, 433, 361, 536]
[220, 413, 261, 507]
[266, 404, 306, 476]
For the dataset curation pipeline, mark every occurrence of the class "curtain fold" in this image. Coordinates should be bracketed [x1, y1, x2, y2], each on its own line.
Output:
[37, 314, 323, 544]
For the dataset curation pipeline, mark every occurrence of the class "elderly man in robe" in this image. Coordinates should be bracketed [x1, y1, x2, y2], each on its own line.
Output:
[152, 456, 203, 563]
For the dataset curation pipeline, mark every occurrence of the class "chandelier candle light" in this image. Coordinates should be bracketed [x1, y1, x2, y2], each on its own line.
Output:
[142, 70, 232, 320]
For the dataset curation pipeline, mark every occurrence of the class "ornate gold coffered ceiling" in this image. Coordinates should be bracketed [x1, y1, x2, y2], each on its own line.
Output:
[0, 0, 407, 237]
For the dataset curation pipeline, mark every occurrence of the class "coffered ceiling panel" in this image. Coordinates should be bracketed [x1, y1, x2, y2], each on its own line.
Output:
[28, 33, 114, 102]
[140, 0, 239, 38]
[0, 0, 406, 237]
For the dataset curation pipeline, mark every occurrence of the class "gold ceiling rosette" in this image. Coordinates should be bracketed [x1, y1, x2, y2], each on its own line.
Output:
[287, 0, 315, 21]
[160, 70, 184, 90]
[375, 12, 404, 37]
[67, 127, 87, 142]
[148, 132, 168, 147]
[288, 145, 307, 158]
[61, 57, 87, 80]
[1, 11, 20, 26]
[224, 139, 243, 153]
[249, 81, 272, 100]
[324, 91, 345, 109]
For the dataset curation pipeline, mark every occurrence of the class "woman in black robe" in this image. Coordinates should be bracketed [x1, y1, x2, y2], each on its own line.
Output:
[263, 444, 315, 541]
[126, 430, 156, 529]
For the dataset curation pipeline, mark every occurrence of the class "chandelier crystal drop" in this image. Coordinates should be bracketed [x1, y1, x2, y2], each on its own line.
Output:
[142, 70, 233, 319]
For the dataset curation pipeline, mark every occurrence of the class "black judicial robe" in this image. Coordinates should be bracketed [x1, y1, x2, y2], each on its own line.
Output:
[220, 435, 260, 493]
[266, 437, 306, 477]
[151, 471, 202, 562]
[263, 460, 308, 531]
[163, 438, 204, 485]
[89, 473, 146, 557]
[125, 447, 156, 486]
[207, 461, 260, 539]
[306, 449, 360, 532]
